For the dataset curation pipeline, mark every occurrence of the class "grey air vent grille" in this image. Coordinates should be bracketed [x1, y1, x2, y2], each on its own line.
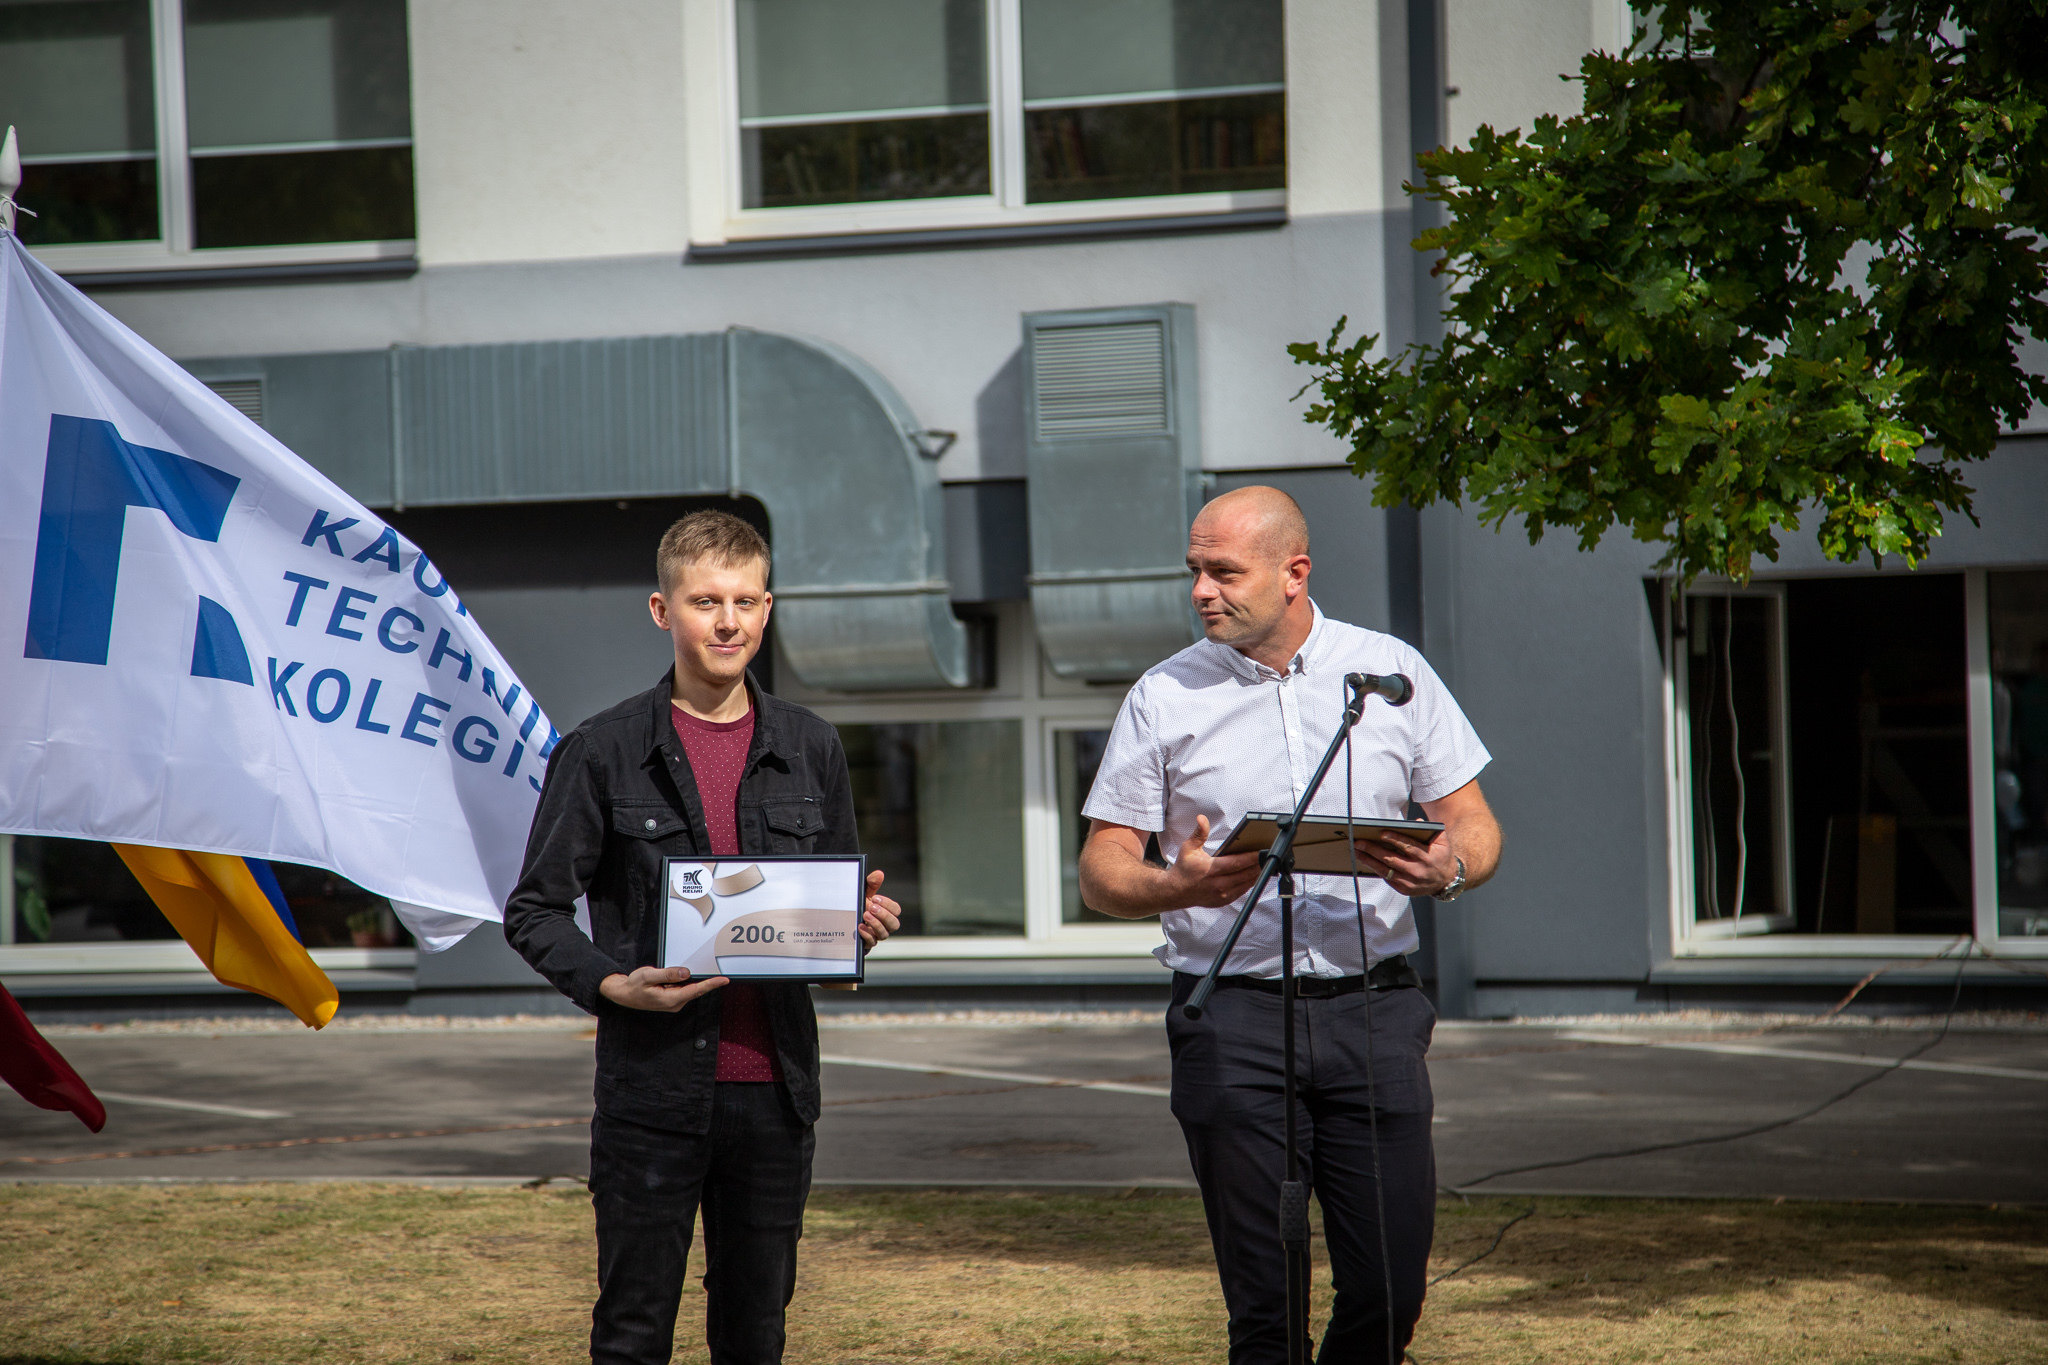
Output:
[1031, 321, 1168, 441]
[204, 378, 264, 427]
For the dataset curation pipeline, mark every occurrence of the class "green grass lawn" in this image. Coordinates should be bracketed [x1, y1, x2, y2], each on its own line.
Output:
[0, 1185, 2042, 1364]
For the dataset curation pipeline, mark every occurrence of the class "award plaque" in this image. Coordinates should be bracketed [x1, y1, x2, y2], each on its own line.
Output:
[657, 854, 866, 982]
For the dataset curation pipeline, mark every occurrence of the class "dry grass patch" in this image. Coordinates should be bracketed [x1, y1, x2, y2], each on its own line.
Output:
[0, 1184, 2041, 1364]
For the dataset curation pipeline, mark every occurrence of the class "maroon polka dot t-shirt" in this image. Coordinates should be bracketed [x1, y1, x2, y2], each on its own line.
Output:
[671, 704, 783, 1083]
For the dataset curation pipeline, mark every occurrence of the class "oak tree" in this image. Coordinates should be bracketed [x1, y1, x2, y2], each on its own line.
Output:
[1291, 2, 2048, 581]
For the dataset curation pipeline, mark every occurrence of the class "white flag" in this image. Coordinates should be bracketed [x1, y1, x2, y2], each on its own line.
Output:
[0, 234, 551, 950]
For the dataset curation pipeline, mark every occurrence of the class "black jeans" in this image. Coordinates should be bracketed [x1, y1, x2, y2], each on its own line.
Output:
[589, 1083, 815, 1365]
[1168, 973, 1438, 1365]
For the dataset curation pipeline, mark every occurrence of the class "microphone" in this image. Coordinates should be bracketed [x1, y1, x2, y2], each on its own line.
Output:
[1346, 671, 1414, 708]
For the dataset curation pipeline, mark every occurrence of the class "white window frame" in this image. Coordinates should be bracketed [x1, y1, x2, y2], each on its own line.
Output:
[20, 0, 416, 279]
[1664, 568, 2047, 959]
[687, 0, 1287, 246]
[1669, 584, 1796, 942]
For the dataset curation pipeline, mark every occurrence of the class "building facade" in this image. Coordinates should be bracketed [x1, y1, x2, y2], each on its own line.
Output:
[4, 0, 2044, 1017]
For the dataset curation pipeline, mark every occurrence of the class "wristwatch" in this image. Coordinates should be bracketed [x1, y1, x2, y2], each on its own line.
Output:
[1436, 855, 1468, 902]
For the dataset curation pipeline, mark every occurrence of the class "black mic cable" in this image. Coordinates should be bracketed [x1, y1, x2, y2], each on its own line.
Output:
[1344, 688, 1399, 1365]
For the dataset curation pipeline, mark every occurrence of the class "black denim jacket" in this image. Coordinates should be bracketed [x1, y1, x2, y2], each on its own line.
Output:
[503, 668, 856, 1133]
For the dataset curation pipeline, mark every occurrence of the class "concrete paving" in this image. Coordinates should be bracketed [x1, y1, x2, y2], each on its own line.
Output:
[4, 1013, 2045, 1204]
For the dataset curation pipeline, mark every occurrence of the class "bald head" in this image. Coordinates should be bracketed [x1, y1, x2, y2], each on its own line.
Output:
[1193, 486, 1310, 561]
[1186, 486, 1316, 668]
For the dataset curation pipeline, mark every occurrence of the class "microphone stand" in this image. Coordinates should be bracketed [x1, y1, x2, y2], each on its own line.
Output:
[1182, 674, 1375, 1365]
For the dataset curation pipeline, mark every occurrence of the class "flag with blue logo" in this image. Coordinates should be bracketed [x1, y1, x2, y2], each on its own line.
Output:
[0, 233, 554, 981]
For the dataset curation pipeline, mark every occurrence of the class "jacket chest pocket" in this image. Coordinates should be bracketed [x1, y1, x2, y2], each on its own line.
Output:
[757, 797, 824, 852]
[613, 805, 690, 845]
[611, 805, 691, 893]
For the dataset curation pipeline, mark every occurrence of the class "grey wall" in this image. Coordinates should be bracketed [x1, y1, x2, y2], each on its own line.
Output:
[120, 214, 1390, 486]
[1757, 438, 2048, 576]
[461, 585, 675, 734]
[1429, 510, 1667, 1013]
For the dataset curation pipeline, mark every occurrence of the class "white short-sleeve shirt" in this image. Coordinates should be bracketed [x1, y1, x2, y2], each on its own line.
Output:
[1084, 602, 1490, 978]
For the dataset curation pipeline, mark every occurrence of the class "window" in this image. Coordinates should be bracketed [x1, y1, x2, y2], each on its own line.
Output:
[0, 0, 159, 243]
[0, 834, 410, 948]
[1054, 725, 1115, 923]
[1020, 0, 1283, 203]
[1990, 570, 2048, 938]
[736, 0, 989, 209]
[1676, 590, 1794, 938]
[839, 719, 1027, 935]
[726, 0, 1284, 229]
[1671, 574, 1979, 943]
[1, 0, 414, 265]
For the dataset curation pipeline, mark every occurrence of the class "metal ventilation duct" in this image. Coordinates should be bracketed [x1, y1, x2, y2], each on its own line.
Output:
[202, 377, 265, 426]
[181, 331, 969, 692]
[1023, 305, 1201, 682]
[726, 329, 968, 691]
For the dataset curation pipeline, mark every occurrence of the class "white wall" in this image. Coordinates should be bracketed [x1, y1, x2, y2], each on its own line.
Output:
[409, 0, 692, 266]
[1443, 0, 1626, 151]
[1285, 0, 1391, 218]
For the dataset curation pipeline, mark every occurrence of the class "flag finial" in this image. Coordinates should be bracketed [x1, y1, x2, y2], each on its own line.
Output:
[1, 127, 21, 235]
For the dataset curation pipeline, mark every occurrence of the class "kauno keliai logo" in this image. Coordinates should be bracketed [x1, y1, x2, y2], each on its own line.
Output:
[677, 869, 705, 895]
[23, 414, 253, 684]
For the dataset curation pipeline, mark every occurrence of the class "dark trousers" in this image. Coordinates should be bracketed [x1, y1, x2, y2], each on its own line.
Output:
[589, 1083, 815, 1365]
[1168, 973, 1438, 1365]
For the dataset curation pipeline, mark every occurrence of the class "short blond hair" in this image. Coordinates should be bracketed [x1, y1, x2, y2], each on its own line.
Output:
[656, 510, 770, 595]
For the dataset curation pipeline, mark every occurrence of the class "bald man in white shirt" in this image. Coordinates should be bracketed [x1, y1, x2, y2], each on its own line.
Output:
[1079, 486, 1501, 1365]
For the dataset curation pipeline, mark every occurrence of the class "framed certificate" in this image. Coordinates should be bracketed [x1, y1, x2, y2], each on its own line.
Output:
[657, 855, 866, 983]
[1216, 812, 1445, 877]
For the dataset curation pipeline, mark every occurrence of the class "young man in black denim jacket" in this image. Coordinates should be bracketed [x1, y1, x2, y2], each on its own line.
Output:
[504, 511, 899, 1365]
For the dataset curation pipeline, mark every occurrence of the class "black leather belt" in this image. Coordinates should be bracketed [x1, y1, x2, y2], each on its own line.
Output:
[1217, 954, 1421, 998]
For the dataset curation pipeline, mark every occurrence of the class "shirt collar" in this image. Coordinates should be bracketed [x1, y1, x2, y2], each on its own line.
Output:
[1216, 600, 1328, 682]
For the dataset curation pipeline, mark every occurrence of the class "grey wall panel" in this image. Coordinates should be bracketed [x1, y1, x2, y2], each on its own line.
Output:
[182, 350, 395, 505]
[944, 479, 1029, 602]
[1433, 514, 1666, 991]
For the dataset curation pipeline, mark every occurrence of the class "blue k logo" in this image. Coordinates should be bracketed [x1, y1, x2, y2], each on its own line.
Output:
[24, 414, 253, 683]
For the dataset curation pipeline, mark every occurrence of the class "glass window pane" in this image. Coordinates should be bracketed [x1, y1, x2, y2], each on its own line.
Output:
[184, 0, 414, 247]
[1684, 594, 1786, 929]
[7, 837, 408, 948]
[10, 837, 178, 943]
[1021, 0, 1283, 203]
[1021, 0, 1281, 103]
[738, 0, 985, 120]
[0, 0, 159, 243]
[1989, 570, 2048, 937]
[184, 0, 411, 149]
[192, 143, 413, 247]
[1056, 728, 1123, 923]
[1026, 92, 1282, 202]
[736, 0, 989, 208]
[743, 115, 990, 209]
[1784, 575, 1971, 935]
[839, 720, 1024, 936]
